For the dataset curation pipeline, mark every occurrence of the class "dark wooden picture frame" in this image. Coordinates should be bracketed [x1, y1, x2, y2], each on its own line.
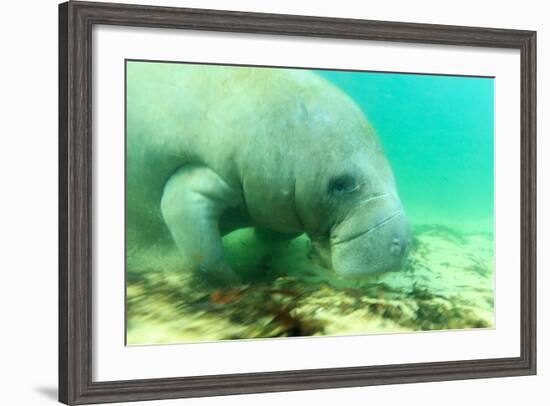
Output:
[59, 1, 536, 404]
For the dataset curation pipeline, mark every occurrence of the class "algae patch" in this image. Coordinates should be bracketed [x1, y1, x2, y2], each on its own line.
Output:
[126, 225, 494, 345]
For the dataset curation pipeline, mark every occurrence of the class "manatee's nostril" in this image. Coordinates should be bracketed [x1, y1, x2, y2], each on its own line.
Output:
[390, 238, 401, 256]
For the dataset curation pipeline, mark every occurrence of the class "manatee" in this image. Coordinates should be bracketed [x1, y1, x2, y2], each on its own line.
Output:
[126, 62, 409, 285]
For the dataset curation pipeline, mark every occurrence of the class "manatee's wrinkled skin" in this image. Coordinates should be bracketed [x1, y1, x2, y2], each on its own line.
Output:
[126, 62, 409, 284]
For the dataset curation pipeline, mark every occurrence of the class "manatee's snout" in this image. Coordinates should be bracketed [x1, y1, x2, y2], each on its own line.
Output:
[330, 195, 409, 277]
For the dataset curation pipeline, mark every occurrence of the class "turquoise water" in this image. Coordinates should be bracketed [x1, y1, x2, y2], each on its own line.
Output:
[319, 70, 494, 232]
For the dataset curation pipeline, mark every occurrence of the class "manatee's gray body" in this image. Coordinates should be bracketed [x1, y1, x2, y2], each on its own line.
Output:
[126, 62, 409, 284]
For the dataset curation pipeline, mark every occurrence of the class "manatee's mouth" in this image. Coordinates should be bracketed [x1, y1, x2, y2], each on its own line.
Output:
[330, 210, 404, 246]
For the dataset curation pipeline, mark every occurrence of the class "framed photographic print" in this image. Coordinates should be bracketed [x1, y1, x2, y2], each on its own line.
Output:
[59, 1, 537, 404]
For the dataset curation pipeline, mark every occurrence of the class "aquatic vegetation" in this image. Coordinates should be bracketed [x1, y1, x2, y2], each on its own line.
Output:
[126, 225, 494, 344]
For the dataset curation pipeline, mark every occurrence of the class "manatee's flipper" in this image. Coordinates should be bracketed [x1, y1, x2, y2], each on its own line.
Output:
[161, 165, 242, 286]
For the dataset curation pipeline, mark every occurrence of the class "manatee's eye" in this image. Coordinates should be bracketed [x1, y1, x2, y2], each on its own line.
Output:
[327, 174, 359, 196]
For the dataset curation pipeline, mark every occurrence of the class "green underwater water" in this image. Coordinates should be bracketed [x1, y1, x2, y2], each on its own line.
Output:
[318, 70, 494, 233]
[126, 64, 494, 345]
